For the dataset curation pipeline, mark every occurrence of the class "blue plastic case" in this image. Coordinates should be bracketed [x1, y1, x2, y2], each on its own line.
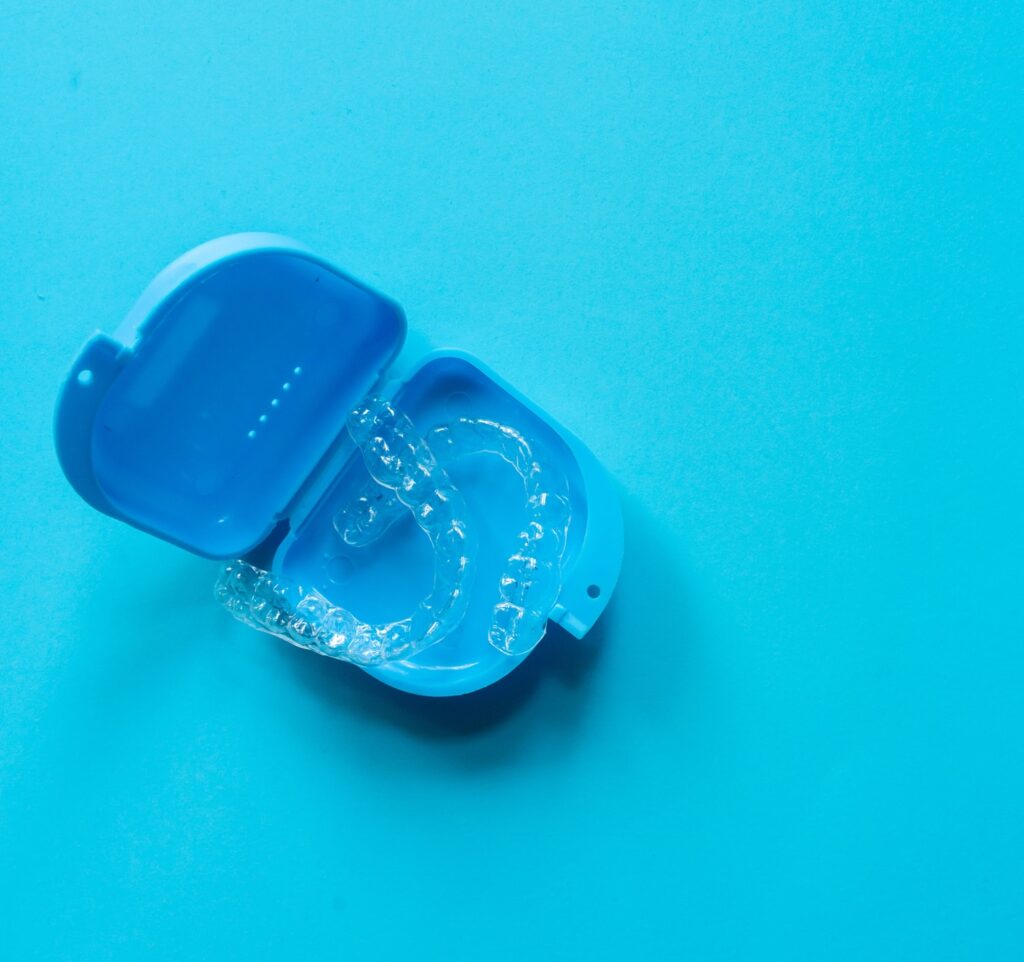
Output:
[54, 234, 623, 696]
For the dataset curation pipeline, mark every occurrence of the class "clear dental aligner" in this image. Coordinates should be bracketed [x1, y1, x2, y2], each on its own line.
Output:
[216, 398, 475, 665]
[335, 417, 572, 657]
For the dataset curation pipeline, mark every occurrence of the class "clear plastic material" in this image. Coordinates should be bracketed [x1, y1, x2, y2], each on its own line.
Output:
[216, 402, 571, 666]
[55, 234, 624, 696]
[336, 418, 571, 656]
[217, 398, 474, 665]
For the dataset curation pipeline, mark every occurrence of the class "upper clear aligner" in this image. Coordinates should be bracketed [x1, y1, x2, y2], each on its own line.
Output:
[335, 417, 572, 657]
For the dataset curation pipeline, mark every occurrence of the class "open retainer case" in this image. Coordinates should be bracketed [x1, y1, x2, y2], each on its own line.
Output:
[54, 234, 623, 696]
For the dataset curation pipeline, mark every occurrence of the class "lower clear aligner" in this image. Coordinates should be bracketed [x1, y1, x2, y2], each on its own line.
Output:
[216, 400, 571, 666]
[216, 398, 475, 666]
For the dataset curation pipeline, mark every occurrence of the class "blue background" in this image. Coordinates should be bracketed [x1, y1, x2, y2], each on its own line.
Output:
[1, 2, 1020, 959]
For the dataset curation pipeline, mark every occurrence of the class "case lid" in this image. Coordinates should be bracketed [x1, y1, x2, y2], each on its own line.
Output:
[54, 234, 406, 558]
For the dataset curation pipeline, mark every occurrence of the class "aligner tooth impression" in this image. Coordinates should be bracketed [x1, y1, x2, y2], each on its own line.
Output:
[216, 398, 572, 667]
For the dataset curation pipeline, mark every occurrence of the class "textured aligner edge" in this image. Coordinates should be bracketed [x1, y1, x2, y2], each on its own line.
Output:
[334, 416, 572, 658]
[215, 398, 475, 666]
[431, 419, 571, 656]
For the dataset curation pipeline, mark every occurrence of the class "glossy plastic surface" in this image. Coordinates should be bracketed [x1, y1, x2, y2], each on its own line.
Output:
[275, 351, 621, 695]
[54, 234, 406, 558]
[54, 234, 623, 696]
